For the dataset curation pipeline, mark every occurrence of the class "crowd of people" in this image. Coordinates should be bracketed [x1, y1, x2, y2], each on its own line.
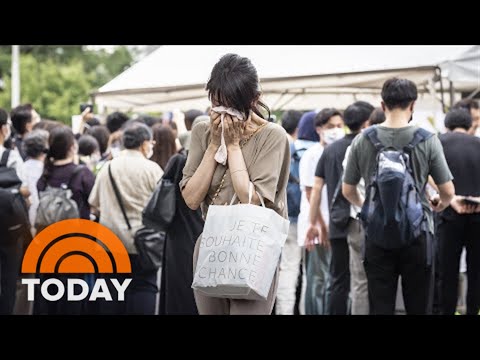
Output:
[277, 90, 480, 315]
[0, 53, 479, 315]
[0, 101, 208, 315]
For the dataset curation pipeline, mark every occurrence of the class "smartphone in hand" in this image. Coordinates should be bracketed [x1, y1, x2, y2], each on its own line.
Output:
[80, 103, 94, 113]
[461, 197, 480, 206]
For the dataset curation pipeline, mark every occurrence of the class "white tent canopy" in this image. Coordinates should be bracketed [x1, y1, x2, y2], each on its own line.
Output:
[440, 45, 480, 91]
[94, 45, 478, 112]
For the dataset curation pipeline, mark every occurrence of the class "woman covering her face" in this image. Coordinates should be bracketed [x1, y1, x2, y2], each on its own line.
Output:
[180, 53, 290, 315]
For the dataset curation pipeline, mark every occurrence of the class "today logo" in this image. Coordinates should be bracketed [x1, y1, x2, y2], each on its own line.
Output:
[21, 219, 132, 302]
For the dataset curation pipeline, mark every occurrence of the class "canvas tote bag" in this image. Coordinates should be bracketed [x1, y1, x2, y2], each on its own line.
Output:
[192, 182, 289, 300]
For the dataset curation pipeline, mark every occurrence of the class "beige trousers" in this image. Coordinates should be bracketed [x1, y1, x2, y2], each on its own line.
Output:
[192, 236, 279, 315]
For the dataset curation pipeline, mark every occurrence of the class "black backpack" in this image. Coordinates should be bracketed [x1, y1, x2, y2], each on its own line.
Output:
[359, 126, 433, 250]
[0, 150, 31, 242]
[142, 177, 176, 233]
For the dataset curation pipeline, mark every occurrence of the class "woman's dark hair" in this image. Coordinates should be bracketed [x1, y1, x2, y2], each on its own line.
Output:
[106, 111, 129, 133]
[0, 108, 8, 127]
[151, 124, 177, 170]
[78, 134, 99, 156]
[137, 115, 161, 128]
[33, 119, 63, 134]
[122, 122, 152, 149]
[314, 108, 343, 127]
[381, 78, 418, 110]
[42, 125, 75, 179]
[368, 108, 386, 125]
[10, 103, 33, 135]
[206, 53, 270, 120]
[87, 125, 110, 155]
[444, 108, 472, 131]
[23, 129, 49, 159]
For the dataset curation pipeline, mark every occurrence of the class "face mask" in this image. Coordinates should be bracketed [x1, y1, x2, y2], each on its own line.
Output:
[110, 146, 121, 158]
[323, 127, 345, 145]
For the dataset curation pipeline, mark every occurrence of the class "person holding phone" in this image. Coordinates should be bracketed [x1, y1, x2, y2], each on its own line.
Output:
[437, 108, 480, 315]
[77, 104, 100, 135]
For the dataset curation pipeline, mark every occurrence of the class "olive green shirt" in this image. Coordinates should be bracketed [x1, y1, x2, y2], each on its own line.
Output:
[343, 125, 453, 233]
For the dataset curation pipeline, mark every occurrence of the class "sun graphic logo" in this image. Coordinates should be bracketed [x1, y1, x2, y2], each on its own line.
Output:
[22, 219, 132, 302]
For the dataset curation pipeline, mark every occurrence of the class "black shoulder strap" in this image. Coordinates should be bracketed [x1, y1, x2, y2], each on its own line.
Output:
[404, 128, 434, 154]
[0, 149, 11, 167]
[288, 173, 300, 184]
[331, 170, 345, 205]
[292, 147, 307, 161]
[108, 163, 132, 230]
[363, 126, 384, 151]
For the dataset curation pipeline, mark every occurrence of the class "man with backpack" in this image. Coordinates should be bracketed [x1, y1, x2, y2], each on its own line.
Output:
[0, 108, 31, 315]
[306, 101, 373, 315]
[342, 78, 455, 315]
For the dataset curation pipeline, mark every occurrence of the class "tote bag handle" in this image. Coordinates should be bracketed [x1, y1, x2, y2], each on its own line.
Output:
[229, 181, 266, 207]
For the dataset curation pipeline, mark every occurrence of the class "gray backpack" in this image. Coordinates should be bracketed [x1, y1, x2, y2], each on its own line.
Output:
[359, 126, 433, 251]
[35, 165, 85, 232]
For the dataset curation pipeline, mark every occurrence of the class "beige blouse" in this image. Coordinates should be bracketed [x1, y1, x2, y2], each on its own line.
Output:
[179, 120, 291, 219]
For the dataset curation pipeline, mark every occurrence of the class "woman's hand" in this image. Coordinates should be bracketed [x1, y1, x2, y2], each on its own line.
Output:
[210, 111, 222, 147]
[224, 114, 244, 147]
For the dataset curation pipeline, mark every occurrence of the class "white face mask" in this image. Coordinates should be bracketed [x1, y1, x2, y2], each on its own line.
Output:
[323, 127, 345, 145]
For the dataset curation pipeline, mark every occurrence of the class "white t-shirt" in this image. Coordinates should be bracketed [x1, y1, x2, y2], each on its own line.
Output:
[0, 145, 26, 186]
[343, 144, 364, 219]
[23, 159, 44, 228]
[297, 143, 329, 246]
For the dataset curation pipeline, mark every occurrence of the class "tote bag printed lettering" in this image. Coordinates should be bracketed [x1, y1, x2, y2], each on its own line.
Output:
[192, 184, 289, 300]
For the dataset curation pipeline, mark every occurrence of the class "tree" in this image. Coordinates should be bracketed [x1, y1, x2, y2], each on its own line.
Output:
[0, 46, 133, 124]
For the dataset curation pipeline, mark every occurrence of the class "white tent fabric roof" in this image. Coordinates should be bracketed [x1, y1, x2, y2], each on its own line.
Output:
[94, 45, 476, 112]
[440, 45, 480, 89]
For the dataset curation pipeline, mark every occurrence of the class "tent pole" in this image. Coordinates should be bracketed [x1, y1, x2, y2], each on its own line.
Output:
[449, 81, 455, 108]
[466, 87, 480, 99]
[436, 67, 446, 113]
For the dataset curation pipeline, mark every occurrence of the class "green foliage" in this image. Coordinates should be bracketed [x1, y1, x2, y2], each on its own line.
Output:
[0, 46, 133, 124]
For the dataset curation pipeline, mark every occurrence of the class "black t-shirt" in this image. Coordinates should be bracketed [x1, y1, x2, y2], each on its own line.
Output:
[439, 132, 480, 220]
[315, 133, 357, 239]
[439, 132, 480, 196]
